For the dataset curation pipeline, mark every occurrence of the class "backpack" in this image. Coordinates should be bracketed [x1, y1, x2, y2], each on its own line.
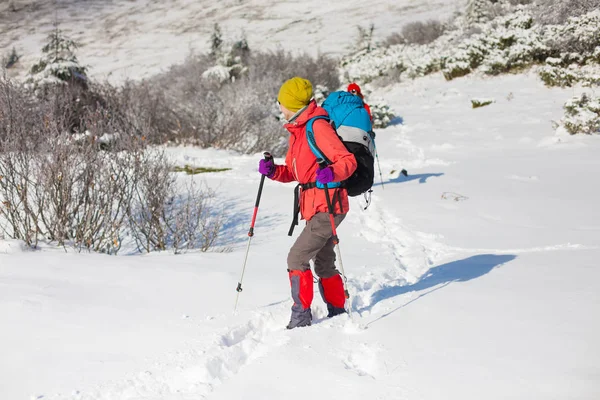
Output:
[306, 91, 376, 197]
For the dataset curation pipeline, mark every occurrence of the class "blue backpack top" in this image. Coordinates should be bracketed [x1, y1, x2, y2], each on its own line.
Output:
[322, 91, 373, 133]
[306, 91, 376, 196]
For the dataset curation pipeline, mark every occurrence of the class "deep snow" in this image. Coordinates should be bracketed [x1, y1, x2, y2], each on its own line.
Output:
[2, 72, 599, 400]
[2, 1, 600, 399]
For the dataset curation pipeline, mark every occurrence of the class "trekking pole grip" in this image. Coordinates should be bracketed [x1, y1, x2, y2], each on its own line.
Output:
[316, 158, 335, 215]
[248, 151, 273, 237]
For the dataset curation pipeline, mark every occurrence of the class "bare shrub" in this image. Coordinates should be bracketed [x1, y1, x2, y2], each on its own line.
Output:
[167, 180, 223, 253]
[400, 20, 446, 46]
[384, 33, 405, 47]
[134, 49, 339, 156]
[508, 0, 533, 5]
[126, 150, 223, 254]
[354, 24, 376, 52]
[127, 148, 174, 252]
[0, 76, 223, 253]
[535, 0, 600, 25]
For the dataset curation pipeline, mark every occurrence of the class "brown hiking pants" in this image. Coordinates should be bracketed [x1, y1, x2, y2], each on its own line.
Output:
[287, 212, 346, 278]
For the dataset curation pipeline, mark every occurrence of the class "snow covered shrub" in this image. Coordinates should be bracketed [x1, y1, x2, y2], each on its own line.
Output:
[544, 11, 600, 56]
[538, 64, 581, 86]
[206, 26, 251, 84]
[466, 0, 495, 26]
[313, 84, 331, 105]
[3, 47, 20, 69]
[369, 97, 397, 129]
[26, 27, 88, 91]
[556, 93, 600, 135]
[471, 98, 495, 108]
[441, 11, 547, 79]
[537, 12, 600, 86]
[538, 64, 600, 87]
[341, 4, 598, 85]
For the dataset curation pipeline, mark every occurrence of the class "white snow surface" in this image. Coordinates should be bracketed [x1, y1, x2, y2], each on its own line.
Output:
[2, 71, 599, 400]
[2, 1, 600, 399]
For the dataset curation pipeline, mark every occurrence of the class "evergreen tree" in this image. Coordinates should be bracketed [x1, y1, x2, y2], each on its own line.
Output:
[27, 27, 88, 88]
[4, 47, 20, 69]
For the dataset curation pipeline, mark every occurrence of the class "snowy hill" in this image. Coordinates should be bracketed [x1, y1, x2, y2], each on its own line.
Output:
[2, 1, 600, 400]
[1, 0, 464, 82]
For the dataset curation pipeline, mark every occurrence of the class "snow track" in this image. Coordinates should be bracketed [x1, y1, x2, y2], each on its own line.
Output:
[45, 312, 288, 400]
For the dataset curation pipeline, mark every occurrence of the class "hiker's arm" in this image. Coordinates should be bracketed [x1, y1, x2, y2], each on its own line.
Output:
[271, 164, 295, 183]
[313, 119, 357, 181]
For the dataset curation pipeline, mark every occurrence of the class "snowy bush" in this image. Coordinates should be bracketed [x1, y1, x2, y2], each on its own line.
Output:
[3, 47, 20, 69]
[556, 93, 600, 135]
[471, 98, 495, 108]
[543, 11, 600, 56]
[26, 28, 88, 90]
[539, 64, 600, 87]
[369, 97, 397, 129]
[341, 6, 600, 87]
[441, 11, 547, 79]
[466, 0, 495, 26]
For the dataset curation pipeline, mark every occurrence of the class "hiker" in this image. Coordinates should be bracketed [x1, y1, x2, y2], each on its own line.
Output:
[347, 82, 373, 123]
[259, 77, 357, 329]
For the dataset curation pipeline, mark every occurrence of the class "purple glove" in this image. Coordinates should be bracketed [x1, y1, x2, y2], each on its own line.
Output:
[259, 158, 275, 178]
[316, 166, 334, 185]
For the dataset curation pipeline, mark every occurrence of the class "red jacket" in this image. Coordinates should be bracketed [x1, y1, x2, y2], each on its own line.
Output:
[364, 102, 373, 122]
[271, 100, 357, 221]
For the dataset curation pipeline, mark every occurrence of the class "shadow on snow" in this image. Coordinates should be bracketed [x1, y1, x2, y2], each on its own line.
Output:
[362, 254, 517, 324]
[374, 172, 444, 187]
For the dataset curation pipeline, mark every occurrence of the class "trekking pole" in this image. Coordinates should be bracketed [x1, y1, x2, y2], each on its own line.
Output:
[317, 159, 352, 316]
[234, 151, 273, 314]
[375, 150, 385, 190]
[371, 134, 385, 190]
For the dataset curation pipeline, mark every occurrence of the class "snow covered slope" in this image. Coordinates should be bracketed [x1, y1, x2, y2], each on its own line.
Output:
[2, 71, 599, 399]
[0, 0, 463, 82]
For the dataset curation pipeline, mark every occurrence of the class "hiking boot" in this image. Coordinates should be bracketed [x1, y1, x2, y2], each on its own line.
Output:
[319, 274, 347, 318]
[287, 269, 314, 329]
[326, 304, 347, 318]
[286, 308, 312, 329]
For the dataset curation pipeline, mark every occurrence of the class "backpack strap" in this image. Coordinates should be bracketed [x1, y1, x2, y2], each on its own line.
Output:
[306, 116, 342, 190]
[306, 116, 332, 164]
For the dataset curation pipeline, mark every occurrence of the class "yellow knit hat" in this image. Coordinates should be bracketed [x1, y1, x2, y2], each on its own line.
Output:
[277, 77, 313, 112]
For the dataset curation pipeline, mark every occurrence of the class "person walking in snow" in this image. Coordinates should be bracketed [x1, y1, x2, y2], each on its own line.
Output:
[259, 77, 357, 329]
[347, 82, 373, 124]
